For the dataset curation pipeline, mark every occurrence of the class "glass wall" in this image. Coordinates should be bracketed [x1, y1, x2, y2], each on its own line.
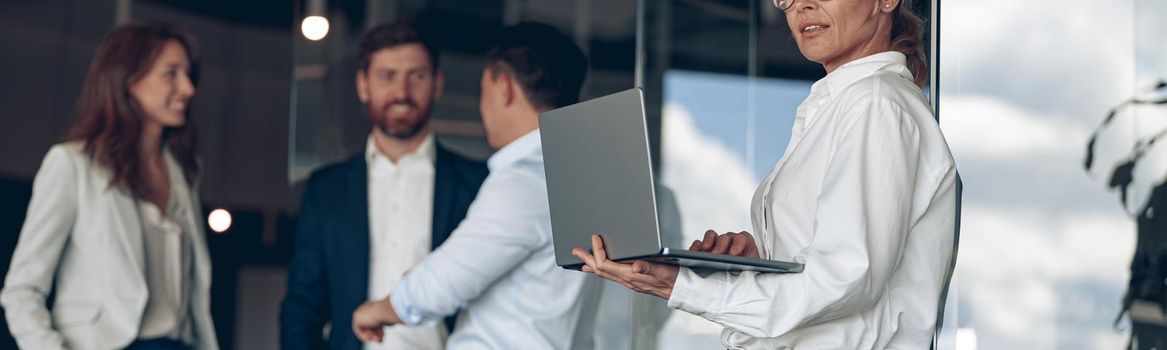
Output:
[1126, 2, 1167, 347]
[289, 1, 937, 348]
[656, 71, 809, 349]
[289, 0, 642, 348]
[289, 0, 637, 181]
[940, 0, 1135, 348]
[281, 0, 1167, 347]
[639, 0, 936, 348]
[9, 0, 1166, 349]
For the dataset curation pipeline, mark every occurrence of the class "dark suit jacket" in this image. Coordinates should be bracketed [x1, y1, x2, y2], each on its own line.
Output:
[279, 143, 488, 350]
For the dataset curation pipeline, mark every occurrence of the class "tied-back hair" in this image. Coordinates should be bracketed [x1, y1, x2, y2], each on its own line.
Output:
[66, 22, 201, 199]
[890, 0, 928, 87]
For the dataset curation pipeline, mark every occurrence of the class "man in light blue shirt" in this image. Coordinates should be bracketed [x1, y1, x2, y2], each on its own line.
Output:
[350, 22, 601, 349]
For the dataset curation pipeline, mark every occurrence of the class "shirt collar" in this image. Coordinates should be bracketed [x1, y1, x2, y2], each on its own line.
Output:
[487, 129, 541, 171]
[813, 51, 913, 98]
[365, 132, 436, 166]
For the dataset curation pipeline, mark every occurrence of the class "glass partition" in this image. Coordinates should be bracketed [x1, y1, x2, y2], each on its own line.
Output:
[940, 0, 1135, 348]
[290, 0, 637, 183]
[636, 0, 934, 348]
[289, 0, 938, 348]
[288, 0, 641, 348]
[1126, 2, 1167, 347]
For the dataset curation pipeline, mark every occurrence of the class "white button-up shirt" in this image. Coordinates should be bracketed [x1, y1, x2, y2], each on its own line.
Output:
[364, 134, 445, 349]
[137, 152, 194, 344]
[390, 130, 598, 349]
[668, 52, 958, 349]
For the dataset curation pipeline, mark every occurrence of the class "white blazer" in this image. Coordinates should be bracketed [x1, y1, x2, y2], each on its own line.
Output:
[0, 142, 218, 350]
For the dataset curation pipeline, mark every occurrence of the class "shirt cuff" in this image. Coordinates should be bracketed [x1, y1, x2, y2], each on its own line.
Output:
[389, 279, 439, 327]
[667, 267, 727, 321]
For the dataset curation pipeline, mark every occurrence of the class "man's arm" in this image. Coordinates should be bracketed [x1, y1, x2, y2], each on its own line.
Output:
[352, 170, 547, 333]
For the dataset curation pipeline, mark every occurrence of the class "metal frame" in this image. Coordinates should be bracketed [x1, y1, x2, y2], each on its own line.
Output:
[932, 0, 965, 348]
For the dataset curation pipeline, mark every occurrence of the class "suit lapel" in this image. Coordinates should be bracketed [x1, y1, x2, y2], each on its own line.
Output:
[108, 184, 147, 282]
[95, 164, 145, 284]
[343, 156, 371, 297]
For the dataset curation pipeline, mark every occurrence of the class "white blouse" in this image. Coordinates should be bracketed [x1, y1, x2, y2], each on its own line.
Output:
[667, 52, 958, 349]
[137, 153, 194, 343]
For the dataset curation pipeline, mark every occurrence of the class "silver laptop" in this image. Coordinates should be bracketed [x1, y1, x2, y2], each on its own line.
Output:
[540, 88, 804, 274]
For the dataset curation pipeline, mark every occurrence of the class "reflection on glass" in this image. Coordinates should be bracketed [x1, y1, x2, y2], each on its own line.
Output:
[640, 0, 932, 348]
[657, 70, 809, 348]
[1094, 0, 1167, 347]
[941, 0, 1135, 348]
[289, 1, 640, 348]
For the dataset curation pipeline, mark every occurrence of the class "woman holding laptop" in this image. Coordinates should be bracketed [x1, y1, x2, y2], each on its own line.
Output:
[573, 0, 957, 348]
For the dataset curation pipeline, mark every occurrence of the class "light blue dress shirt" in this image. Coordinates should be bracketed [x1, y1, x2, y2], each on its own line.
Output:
[390, 130, 600, 349]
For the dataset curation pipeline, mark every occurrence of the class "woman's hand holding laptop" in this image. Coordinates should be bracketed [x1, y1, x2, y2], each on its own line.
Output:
[571, 230, 762, 300]
[572, 234, 678, 300]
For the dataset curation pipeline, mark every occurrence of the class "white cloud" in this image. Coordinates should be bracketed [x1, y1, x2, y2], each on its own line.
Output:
[660, 102, 758, 242]
[940, 96, 1090, 159]
[954, 207, 1133, 349]
[940, 92, 1138, 348]
[939, 94, 1127, 214]
[938, 4, 1142, 336]
[656, 103, 764, 345]
[940, 93, 1136, 349]
[941, 0, 1135, 121]
[1136, 1, 1167, 79]
[939, 3, 1140, 345]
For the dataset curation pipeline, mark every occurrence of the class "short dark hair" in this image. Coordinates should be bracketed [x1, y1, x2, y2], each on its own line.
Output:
[357, 20, 439, 72]
[486, 22, 588, 111]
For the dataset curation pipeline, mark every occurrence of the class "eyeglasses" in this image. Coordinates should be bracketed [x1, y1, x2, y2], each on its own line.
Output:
[773, 0, 793, 11]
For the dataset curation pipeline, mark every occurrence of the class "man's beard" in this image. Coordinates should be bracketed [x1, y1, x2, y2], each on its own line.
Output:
[370, 99, 431, 140]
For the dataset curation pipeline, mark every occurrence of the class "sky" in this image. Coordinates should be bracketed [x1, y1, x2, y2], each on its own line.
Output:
[939, 0, 1142, 348]
[654, 0, 1156, 349]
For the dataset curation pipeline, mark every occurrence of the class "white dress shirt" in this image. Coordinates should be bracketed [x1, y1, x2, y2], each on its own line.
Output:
[390, 130, 599, 349]
[667, 52, 958, 349]
[365, 134, 445, 349]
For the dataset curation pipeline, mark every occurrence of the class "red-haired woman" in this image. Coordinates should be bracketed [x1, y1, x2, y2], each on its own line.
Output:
[1, 22, 218, 350]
